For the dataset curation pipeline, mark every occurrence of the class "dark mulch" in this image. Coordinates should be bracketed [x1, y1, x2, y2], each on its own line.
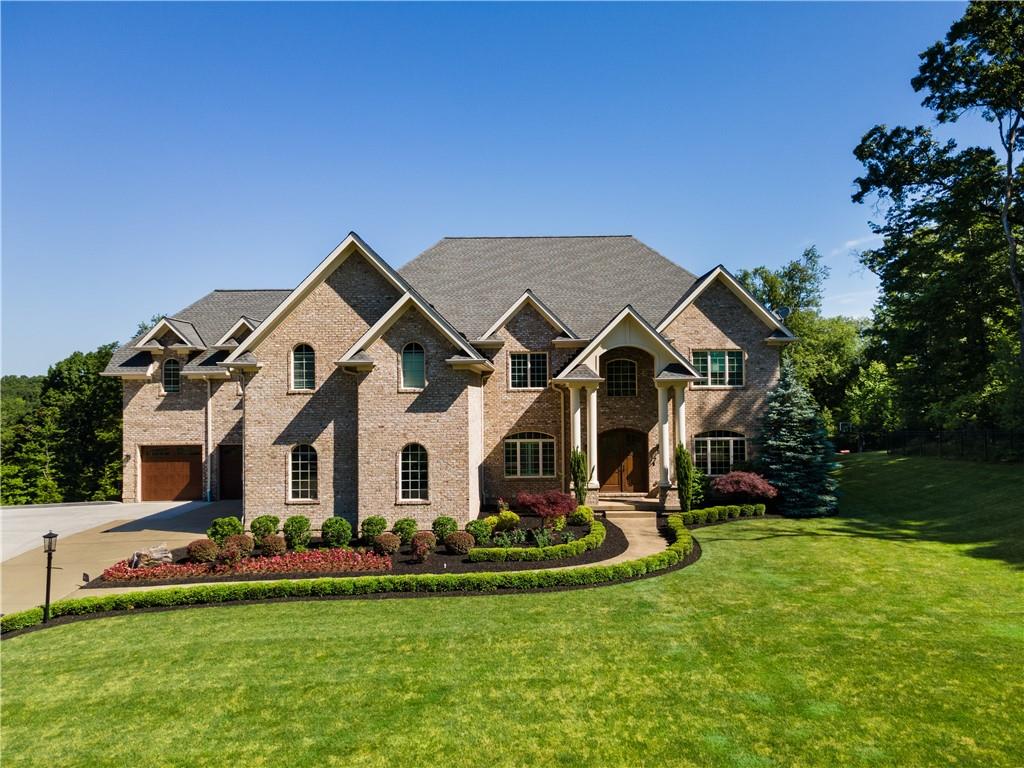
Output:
[83, 516, 628, 589]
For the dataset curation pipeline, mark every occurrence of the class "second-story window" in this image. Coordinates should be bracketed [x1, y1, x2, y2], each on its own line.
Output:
[692, 350, 744, 387]
[292, 344, 315, 391]
[162, 358, 181, 393]
[606, 359, 637, 397]
[401, 343, 426, 390]
[509, 352, 548, 389]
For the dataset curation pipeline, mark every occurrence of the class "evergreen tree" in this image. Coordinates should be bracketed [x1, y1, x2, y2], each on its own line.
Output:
[758, 359, 838, 517]
[674, 444, 693, 514]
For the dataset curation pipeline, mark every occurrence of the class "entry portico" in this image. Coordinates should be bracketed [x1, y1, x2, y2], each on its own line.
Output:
[555, 306, 701, 505]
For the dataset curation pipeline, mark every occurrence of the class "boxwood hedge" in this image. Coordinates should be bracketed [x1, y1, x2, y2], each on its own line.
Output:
[467, 520, 606, 563]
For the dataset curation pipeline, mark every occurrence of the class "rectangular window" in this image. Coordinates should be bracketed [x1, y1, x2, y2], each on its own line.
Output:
[693, 433, 746, 475]
[504, 433, 556, 478]
[693, 350, 744, 387]
[509, 352, 548, 389]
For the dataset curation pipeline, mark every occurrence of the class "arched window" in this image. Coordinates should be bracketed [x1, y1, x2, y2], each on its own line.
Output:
[290, 444, 318, 500]
[400, 443, 429, 500]
[401, 343, 425, 390]
[292, 344, 315, 391]
[162, 358, 181, 393]
[504, 432, 556, 478]
[606, 359, 637, 397]
[693, 430, 746, 476]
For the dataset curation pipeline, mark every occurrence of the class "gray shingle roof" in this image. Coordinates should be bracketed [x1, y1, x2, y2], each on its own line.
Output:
[398, 236, 698, 339]
[560, 364, 602, 381]
[104, 289, 290, 375]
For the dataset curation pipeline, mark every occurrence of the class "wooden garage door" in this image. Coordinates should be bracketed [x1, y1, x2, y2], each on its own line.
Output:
[141, 445, 202, 501]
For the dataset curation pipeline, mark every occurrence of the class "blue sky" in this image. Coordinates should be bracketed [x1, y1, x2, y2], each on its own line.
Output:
[2, 1, 991, 375]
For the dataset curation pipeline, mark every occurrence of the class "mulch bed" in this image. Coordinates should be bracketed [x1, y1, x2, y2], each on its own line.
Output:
[82, 516, 629, 589]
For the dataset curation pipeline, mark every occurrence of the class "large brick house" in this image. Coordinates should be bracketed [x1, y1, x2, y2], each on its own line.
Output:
[103, 233, 796, 527]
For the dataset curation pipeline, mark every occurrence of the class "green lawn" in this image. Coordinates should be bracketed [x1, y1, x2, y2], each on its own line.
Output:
[2, 453, 1021, 767]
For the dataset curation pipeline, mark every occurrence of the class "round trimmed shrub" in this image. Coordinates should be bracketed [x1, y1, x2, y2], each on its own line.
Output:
[569, 505, 594, 525]
[465, 519, 491, 546]
[223, 533, 254, 558]
[445, 531, 474, 555]
[207, 516, 243, 546]
[217, 540, 244, 567]
[373, 532, 401, 556]
[410, 531, 436, 563]
[392, 517, 418, 545]
[361, 515, 387, 542]
[249, 515, 279, 540]
[495, 510, 520, 531]
[321, 517, 353, 548]
[483, 515, 499, 530]
[432, 516, 458, 541]
[283, 515, 311, 551]
[187, 538, 219, 564]
[259, 534, 286, 557]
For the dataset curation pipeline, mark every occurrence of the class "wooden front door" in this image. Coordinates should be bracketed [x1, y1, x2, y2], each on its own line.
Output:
[598, 429, 648, 493]
[140, 445, 202, 500]
[219, 444, 243, 500]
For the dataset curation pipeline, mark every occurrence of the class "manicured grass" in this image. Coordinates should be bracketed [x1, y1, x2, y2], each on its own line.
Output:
[2, 453, 1021, 766]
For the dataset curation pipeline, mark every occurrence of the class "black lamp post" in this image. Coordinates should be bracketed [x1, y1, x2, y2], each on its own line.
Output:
[42, 531, 58, 623]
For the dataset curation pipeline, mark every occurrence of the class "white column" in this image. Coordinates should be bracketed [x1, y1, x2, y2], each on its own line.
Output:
[570, 386, 582, 451]
[674, 385, 686, 451]
[586, 385, 599, 489]
[658, 385, 671, 487]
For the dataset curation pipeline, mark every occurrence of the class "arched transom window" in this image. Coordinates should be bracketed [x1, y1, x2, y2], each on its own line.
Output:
[162, 358, 181, 393]
[401, 343, 426, 390]
[606, 359, 637, 397]
[504, 432, 556, 478]
[693, 430, 746, 476]
[290, 444, 318, 500]
[400, 443, 429, 500]
[292, 344, 315, 391]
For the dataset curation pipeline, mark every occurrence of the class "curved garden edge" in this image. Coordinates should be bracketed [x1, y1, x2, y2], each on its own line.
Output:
[0, 513, 764, 638]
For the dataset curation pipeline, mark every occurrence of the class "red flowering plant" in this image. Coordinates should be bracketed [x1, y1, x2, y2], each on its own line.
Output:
[101, 547, 391, 582]
[514, 490, 576, 529]
[709, 471, 778, 503]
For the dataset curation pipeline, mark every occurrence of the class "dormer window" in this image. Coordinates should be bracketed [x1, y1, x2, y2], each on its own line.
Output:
[401, 343, 426, 390]
[162, 359, 181, 393]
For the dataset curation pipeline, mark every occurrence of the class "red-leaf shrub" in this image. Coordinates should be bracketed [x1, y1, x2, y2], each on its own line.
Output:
[260, 534, 286, 556]
[411, 531, 436, 563]
[514, 491, 576, 527]
[187, 538, 219, 563]
[374, 532, 401, 555]
[710, 472, 778, 502]
[100, 547, 391, 582]
[444, 531, 474, 555]
[217, 540, 244, 567]
[224, 534, 255, 558]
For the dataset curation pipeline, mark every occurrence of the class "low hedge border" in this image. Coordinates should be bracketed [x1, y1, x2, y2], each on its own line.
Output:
[467, 520, 606, 562]
[680, 503, 766, 526]
[2, 516, 694, 636]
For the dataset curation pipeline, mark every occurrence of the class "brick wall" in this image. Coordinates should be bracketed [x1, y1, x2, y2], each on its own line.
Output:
[595, 346, 659, 492]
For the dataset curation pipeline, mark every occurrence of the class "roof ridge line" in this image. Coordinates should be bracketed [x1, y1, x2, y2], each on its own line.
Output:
[440, 235, 633, 240]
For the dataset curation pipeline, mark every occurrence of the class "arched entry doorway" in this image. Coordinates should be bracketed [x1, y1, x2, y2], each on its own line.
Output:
[598, 428, 649, 493]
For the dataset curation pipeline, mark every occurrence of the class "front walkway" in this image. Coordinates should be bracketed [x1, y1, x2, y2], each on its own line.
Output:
[1, 501, 240, 615]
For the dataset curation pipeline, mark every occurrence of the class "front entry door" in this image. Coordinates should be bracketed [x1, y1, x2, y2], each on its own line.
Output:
[598, 429, 649, 493]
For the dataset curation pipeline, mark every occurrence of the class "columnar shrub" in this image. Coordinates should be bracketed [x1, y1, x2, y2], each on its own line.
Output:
[260, 534, 286, 557]
[569, 505, 594, 525]
[465, 519, 491, 545]
[374, 532, 401, 556]
[224, 533, 254, 557]
[249, 515, 279, 540]
[675, 444, 694, 514]
[445, 531, 474, 555]
[207, 517, 243, 546]
[411, 531, 436, 563]
[283, 516, 311, 551]
[392, 518, 418, 545]
[187, 538, 219, 563]
[361, 515, 387, 542]
[431, 516, 458, 541]
[569, 447, 590, 506]
[321, 517, 353, 548]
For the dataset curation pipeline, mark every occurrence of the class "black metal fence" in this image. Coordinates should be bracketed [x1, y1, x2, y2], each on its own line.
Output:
[830, 428, 1024, 464]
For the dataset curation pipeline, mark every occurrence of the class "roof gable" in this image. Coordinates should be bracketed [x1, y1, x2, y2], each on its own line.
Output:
[481, 290, 576, 340]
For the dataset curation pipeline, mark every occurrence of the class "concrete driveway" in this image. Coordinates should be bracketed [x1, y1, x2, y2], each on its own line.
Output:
[1, 500, 240, 615]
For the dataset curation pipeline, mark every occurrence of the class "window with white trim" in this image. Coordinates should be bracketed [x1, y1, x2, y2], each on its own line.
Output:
[693, 431, 746, 475]
[400, 443, 429, 500]
[292, 344, 315, 391]
[289, 444, 318, 500]
[504, 432, 556, 478]
[401, 342, 426, 389]
[162, 358, 181, 393]
[509, 352, 548, 389]
[606, 359, 637, 397]
[692, 350, 744, 386]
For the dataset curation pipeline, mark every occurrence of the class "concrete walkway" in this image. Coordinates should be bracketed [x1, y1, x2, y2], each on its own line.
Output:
[597, 514, 666, 564]
[1, 501, 240, 615]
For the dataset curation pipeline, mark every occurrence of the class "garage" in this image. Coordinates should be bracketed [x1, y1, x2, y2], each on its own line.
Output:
[140, 445, 203, 501]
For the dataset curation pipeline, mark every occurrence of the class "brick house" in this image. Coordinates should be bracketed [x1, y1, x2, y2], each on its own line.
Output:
[103, 233, 796, 528]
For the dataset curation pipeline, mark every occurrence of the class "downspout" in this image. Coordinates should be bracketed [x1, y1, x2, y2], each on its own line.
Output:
[205, 378, 213, 502]
[559, 384, 566, 494]
[240, 371, 247, 527]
